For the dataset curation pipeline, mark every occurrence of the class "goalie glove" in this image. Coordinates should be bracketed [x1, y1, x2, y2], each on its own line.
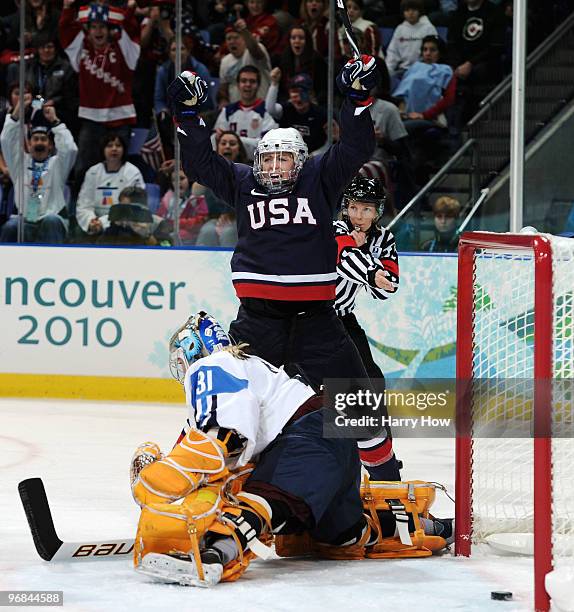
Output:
[130, 442, 163, 487]
[336, 55, 379, 103]
[167, 71, 209, 117]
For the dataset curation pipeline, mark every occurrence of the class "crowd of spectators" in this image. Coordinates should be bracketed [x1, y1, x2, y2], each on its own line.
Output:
[0, 0, 571, 251]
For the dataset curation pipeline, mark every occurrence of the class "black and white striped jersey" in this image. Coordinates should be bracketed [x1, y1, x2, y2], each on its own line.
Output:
[334, 219, 399, 316]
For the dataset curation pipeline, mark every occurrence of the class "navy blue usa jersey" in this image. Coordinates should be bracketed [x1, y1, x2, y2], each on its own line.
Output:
[176, 99, 375, 301]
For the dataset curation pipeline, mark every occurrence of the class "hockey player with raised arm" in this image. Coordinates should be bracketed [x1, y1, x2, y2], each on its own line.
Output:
[167, 54, 402, 482]
[131, 312, 454, 587]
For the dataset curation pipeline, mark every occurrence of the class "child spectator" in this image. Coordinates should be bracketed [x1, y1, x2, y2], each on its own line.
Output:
[59, 0, 141, 184]
[157, 168, 209, 245]
[212, 65, 278, 158]
[265, 71, 326, 153]
[385, 0, 438, 82]
[218, 21, 272, 106]
[75, 133, 145, 240]
[420, 195, 461, 252]
[0, 99, 77, 244]
[195, 131, 247, 247]
[339, 0, 382, 58]
[276, 25, 327, 104]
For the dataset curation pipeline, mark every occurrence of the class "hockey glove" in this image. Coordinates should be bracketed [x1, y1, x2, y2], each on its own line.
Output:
[167, 71, 209, 117]
[336, 55, 379, 103]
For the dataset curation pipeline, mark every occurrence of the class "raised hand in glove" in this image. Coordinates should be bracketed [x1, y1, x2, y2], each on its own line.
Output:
[167, 70, 209, 117]
[336, 54, 379, 102]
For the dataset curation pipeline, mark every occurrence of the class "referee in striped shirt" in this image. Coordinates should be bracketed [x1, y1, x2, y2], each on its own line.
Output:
[334, 175, 402, 480]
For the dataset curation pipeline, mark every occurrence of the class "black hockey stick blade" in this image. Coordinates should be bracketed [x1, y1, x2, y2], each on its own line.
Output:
[18, 478, 63, 561]
[336, 0, 361, 60]
[18, 477, 134, 562]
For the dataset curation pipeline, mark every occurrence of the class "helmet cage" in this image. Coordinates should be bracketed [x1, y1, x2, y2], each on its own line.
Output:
[168, 311, 231, 383]
[253, 135, 308, 195]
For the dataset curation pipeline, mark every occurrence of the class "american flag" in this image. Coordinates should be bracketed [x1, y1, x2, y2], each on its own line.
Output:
[78, 4, 125, 25]
[141, 127, 164, 171]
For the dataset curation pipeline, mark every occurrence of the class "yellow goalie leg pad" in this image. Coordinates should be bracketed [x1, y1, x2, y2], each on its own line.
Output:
[134, 484, 223, 578]
[132, 429, 228, 508]
[361, 477, 444, 558]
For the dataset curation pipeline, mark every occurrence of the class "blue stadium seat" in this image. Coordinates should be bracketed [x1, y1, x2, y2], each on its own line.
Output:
[199, 29, 210, 44]
[209, 77, 220, 108]
[380, 27, 395, 52]
[437, 26, 448, 42]
[146, 183, 161, 214]
[129, 128, 149, 156]
[1, 185, 16, 218]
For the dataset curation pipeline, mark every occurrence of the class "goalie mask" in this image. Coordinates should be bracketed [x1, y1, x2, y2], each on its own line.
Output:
[253, 128, 308, 195]
[342, 176, 386, 223]
[168, 311, 231, 383]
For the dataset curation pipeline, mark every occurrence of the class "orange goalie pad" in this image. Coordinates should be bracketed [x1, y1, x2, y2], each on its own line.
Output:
[134, 485, 223, 568]
[132, 429, 228, 507]
[134, 471, 272, 585]
[361, 478, 446, 558]
[360, 480, 436, 517]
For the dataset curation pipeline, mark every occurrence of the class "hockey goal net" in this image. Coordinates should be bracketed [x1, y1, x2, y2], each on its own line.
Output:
[455, 231, 574, 611]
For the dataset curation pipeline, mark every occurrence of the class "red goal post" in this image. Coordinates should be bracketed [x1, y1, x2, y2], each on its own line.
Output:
[455, 231, 574, 612]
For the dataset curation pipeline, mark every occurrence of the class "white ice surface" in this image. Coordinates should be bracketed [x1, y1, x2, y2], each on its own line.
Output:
[0, 399, 534, 611]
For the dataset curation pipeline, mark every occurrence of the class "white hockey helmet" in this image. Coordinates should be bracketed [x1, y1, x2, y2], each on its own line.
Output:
[168, 311, 231, 383]
[253, 128, 308, 194]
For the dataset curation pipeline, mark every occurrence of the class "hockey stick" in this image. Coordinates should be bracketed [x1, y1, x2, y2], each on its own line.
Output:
[18, 478, 134, 562]
[335, 0, 361, 60]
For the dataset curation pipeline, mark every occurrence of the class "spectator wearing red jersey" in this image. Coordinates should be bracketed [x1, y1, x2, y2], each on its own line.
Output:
[59, 0, 140, 186]
[245, 0, 282, 56]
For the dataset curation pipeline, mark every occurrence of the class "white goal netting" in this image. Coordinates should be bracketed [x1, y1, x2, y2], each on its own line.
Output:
[468, 234, 574, 564]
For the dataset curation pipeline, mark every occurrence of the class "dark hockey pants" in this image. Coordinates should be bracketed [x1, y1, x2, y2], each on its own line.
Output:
[245, 408, 364, 544]
[229, 301, 368, 391]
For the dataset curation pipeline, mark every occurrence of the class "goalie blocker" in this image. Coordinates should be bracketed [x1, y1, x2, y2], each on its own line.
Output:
[130, 311, 453, 587]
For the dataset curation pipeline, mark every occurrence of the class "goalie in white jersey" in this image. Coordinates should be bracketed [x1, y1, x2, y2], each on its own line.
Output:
[130, 312, 454, 587]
